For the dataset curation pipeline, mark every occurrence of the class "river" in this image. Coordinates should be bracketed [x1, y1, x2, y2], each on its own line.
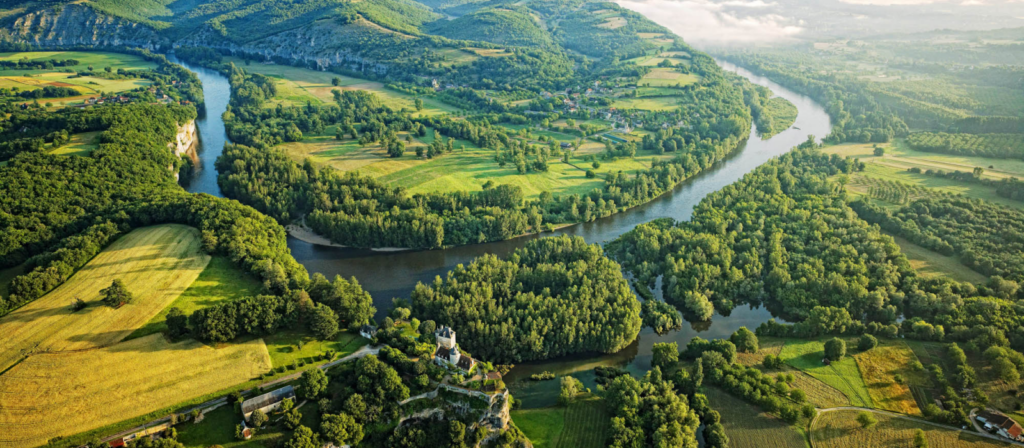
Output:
[173, 57, 832, 408]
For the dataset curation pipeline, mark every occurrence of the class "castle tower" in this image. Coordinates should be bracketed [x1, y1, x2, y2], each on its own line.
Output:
[436, 326, 456, 350]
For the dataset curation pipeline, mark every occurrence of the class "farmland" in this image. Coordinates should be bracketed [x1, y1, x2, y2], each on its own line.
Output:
[0, 334, 271, 448]
[811, 410, 1009, 448]
[638, 68, 700, 89]
[779, 338, 874, 408]
[224, 57, 456, 117]
[852, 341, 925, 415]
[884, 232, 987, 283]
[704, 388, 805, 448]
[0, 224, 210, 372]
[738, 338, 851, 408]
[0, 51, 157, 106]
[127, 255, 262, 339]
[512, 394, 609, 448]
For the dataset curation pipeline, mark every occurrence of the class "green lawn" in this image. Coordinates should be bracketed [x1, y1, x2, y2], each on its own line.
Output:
[264, 329, 368, 368]
[779, 338, 874, 408]
[176, 395, 319, 448]
[127, 256, 264, 339]
[512, 394, 608, 448]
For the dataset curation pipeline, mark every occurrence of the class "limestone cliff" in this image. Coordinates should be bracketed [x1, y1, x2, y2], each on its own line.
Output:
[169, 120, 197, 181]
[4, 4, 168, 49]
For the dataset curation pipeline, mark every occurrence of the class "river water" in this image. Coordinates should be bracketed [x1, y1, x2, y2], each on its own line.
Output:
[173, 58, 832, 407]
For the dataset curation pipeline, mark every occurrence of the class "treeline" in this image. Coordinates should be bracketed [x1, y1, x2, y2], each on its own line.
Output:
[8, 86, 79, 99]
[906, 132, 1024, 160]
[0, 58, 79, 70]
[410, 235, 642, 363]
[851, 197, 1024, 282]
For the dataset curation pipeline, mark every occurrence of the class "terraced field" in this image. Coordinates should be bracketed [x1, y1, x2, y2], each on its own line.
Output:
[0, 225, 210, 372]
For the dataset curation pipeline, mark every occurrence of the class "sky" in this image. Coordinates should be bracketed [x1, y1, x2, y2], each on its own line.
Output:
[615, 0, 1024, 47]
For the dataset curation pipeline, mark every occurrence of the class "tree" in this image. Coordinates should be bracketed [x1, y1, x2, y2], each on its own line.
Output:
[558, 376, 583, 405]
[166, 307, 189, 340]
[857, 411, 877, 428]
[825, 338, 846, 361]
[283, 408, 302, 430]
[914, 428, 928, 448]
[651, 342, 679, 371]
[730, 327, 758, 353]
[301, 368, 328, 400]
[285, 426, 318, 448]
[250, 409, 268, 428]
[309, 303, 339, 340]
[101, 279, 133, 307]
[331, 77, 341, 87]
[320, 413, 364, 446]
[414, 98, 423, 111]
[858, 334, 878, 351]
[994, 357, 1020, 383]
[874, 146, 885, 156]
[791, 389, 806, 403]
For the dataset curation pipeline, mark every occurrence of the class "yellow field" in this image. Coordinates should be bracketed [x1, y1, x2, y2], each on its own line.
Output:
[639, 68, 700, 88]
[853, 341, 924, 415]
[812, 410, 1009, 448]
[0, 334, 271, 448]
[0, 224, 210, 372]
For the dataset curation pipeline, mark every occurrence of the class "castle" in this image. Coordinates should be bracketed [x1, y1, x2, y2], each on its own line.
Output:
[433, 326, 475, 372]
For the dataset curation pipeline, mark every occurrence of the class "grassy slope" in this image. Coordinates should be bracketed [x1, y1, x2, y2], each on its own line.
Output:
[779, 338, 874, 408]
[884, 231, 987, 283]
[51, 131, 103, 157]
[704, 387, 805, 448]
[264, 329, 368, 368]
[0, 224, 210, 372]
[0, 335, 271, 448]
[128, 255, 263, 339]
[811, 410, 1009, 448]
[738, 338, 851, 409]
[512, 406, 565, 448]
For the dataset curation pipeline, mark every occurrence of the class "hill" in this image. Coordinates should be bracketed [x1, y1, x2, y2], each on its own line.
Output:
[428, 7, 554, 48]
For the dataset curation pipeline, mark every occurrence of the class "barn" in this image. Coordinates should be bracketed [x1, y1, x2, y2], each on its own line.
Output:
[241, 385, 296, 422]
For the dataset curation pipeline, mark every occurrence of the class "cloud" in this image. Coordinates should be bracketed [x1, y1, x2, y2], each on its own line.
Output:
[616, 0, 803, 46]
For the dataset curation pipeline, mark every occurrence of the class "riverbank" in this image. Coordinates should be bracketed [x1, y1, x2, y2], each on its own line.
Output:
[285, 223, 408, 252]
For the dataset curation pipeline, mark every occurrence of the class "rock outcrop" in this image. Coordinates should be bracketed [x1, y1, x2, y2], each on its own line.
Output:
[6, 4, 168, 49]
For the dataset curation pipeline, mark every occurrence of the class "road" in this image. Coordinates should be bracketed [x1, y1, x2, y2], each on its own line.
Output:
[102, 344, 380, 443]
[814, 407, 1024, 447]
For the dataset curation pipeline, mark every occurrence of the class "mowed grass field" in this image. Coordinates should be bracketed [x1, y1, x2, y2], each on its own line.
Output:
[779, 339, 874, 407]
[738, 338, 851, 408]
[512, 394, 609, 448]
[225, 57, 456, 117]
[0, 224, 210, 372]
[811, 410, 1009, 448]
[0, 334, 271, 448]
[264, 329, 368, 368]
[853, 341, 925, 415]
[50, 131, 102, 157]
[128, 256, 263, 339]
[704, 388, 805, 448]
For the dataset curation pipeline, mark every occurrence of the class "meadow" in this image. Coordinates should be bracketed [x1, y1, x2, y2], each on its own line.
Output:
[779, 338, 874, 408]
[127, 255, 263, 339]
[738, 338, 851, 408]
[0, 224, 210, 372]
[0, 51, 156, 106]
[638, 68, 700, 88]
[704, 388, 805, 448]
[511, 394, 608, 448]
[884, 232, 987, 283]
[50, 131, 102, 157]
[264, 329, 368, 368]
[0, 335, 271, 448]
[225, 57, 455, 117]
[852, 341, 926, 415]
[811, 410, 1008, 448]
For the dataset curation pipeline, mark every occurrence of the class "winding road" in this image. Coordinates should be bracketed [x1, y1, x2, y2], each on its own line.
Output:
[813, 407, 1024, 447]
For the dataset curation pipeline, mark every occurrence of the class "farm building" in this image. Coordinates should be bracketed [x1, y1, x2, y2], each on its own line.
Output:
[977, 411, 1024, 441]
[241, 385, 296, 422]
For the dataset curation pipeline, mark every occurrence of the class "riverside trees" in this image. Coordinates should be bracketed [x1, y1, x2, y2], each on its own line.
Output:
[411, 235, 641, 363]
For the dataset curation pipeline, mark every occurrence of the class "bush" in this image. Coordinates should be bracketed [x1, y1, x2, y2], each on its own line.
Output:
[825, 338, 846, 361]
[856, 411, 877, 428]
[858, 334, 878, 351]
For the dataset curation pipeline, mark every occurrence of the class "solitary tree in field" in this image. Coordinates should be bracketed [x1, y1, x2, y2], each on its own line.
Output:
[873, 146, 885, 157]
[414, 98, 423, 111]
[101, 279, 133, 307]
[858, 334, 878, 351]
[825, 338, 846, 361]
[856, 411, 877, 429]
[730, 327, 758, 353]
[914, 429, 928, 448]
[331, 77, 341, 87]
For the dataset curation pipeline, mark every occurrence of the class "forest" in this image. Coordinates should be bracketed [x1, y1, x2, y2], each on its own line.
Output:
[410, 235, 642, 363]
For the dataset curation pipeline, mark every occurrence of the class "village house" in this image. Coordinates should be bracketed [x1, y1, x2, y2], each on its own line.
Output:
[977, 411, 1024, 441]
[433, 326, 475, 372]
[241, 385, 296, 422]
[360, 325, 378, 339]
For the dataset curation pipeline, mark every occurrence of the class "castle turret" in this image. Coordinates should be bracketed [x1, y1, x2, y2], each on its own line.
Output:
[436, 326, 456, 350]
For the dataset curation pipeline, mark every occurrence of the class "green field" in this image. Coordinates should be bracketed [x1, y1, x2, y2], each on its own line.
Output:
[225, 57, 456, 117]
[512, 394, 609, 448]
[884, 232, 987, 283]
[51, 131, 103, 157]
[128, 256, 264, 339]
[638, 68, 700, 88]
[610, 95, 681, 111]
[0, 51, 156, 75]
[705, 388, 805, 448]
[175, 383, 319, 448]
[0, 51, 156, 107]
[779, 338, 874, 408]
[264, 329, 368, 368]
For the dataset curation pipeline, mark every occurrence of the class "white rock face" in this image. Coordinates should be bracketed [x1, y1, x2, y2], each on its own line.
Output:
[9, 4, 167, 49]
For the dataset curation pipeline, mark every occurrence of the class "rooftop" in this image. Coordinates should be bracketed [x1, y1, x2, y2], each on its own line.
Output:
[241, 385, 295, 415]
